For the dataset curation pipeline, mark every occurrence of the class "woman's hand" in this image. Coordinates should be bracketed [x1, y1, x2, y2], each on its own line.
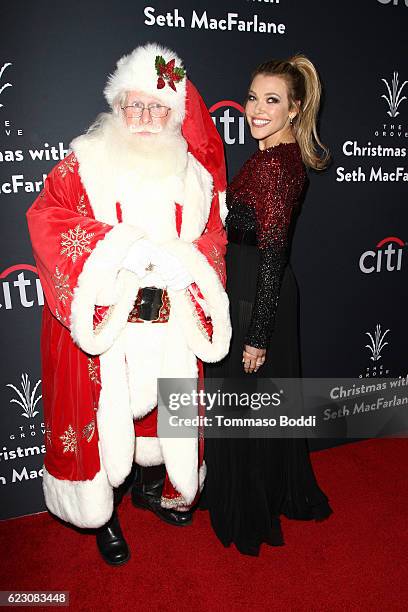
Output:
[242, 345, 266, 374]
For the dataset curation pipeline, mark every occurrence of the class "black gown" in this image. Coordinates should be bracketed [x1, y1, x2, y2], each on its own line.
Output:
[201, 142, 333, 556]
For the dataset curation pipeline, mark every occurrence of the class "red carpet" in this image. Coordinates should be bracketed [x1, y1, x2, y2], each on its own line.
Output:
[0, 438, 407, 611]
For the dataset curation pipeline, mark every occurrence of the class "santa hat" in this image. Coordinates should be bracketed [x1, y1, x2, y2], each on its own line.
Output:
[183, 80, 226, 203]
[104, 42, 187, 126]
[104, 42, 227, 219]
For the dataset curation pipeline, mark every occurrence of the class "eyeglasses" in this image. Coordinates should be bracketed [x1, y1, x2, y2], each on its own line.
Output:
[121, 102, 171, 119]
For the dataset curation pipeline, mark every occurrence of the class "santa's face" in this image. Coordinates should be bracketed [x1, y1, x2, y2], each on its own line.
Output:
[121, 90, 171, 136]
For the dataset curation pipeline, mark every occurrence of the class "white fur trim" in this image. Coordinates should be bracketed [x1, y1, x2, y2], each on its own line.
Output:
[71, 132, 118, 226]
[165, 240, 231, 362]
[134, 438, 205, 503]
[134, 436, 164, 465]
[119, 173, 181, 244]
[155, 305, 200, 502]
[97, 336, 135, 487]
[219, 191, 228, 226]
[158, 435, 198, 505]
[104, 43, 186, 125]
[116, 152, 211, 245]
[79, 221, 142, 308]
[199, 461, 207, 492]
[70, 226, 143, 355]
[42, 459, 113, 528]
[124, 323, 168, 419]
[71, 270, 138, 355]
[180, 154, 213, 242]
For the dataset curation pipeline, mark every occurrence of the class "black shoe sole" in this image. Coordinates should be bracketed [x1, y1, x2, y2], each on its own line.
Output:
[97, 548, 131, 566]
[132, 496, 192, 526]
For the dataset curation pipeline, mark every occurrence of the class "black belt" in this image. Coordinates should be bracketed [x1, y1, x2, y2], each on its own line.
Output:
[227, 226, 258, 246]
[128, 287, 170, 323]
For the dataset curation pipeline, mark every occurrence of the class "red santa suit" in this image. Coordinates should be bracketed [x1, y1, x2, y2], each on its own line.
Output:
[26, 44, 230, 528]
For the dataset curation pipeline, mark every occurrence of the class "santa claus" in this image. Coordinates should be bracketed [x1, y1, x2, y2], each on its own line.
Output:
[26, 42, 231, 565]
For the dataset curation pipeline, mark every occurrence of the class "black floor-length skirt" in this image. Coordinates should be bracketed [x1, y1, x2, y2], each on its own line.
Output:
[201, 241, 333, 556]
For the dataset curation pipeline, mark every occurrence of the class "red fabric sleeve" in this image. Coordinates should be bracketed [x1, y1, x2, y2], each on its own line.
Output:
[193, 191, 227, 288]
[187, 191, 227, 339]
[26, 153, 113, 329]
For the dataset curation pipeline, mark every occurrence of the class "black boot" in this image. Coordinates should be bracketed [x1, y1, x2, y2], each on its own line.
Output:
[96, 509, 130, 566]
[131, 464, 193, 526]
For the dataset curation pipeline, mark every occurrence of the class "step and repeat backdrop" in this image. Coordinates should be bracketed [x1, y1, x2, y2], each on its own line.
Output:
[1, 0, 407, 520]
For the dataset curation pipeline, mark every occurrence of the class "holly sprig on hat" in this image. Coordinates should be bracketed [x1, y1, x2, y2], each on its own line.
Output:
[155, 56, 185, 92]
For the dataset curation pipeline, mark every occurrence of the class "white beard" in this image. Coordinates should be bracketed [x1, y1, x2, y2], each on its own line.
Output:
[72, 110, 213, 248]
[89, 113, 188, 180]
[83, 113, 189, 247]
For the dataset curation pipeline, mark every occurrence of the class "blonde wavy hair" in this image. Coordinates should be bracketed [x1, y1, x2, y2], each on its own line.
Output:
[251, 54, 330, 170]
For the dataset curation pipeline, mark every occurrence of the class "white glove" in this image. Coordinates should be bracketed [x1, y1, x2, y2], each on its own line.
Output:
[122, 239, 160, 278]
[150, 248, 193, 291]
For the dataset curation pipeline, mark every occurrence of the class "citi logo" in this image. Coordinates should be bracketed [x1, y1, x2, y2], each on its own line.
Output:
[0, 62, 12, 109]
[359, 236, 405, 274]
[0, 264, 44, 309]
[377, 0, 408, 6]
[209, 100, 245, 145]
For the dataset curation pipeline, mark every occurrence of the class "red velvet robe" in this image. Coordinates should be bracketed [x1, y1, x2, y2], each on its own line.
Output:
[26, 149, 229, 528]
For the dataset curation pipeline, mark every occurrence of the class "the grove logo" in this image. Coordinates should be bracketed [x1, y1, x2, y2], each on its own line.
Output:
[210, 100, 246, 145]
[359, 236, 405, 274]
[0, 264, 44, 310]
[0, 62, 12, 109]
[365, 324, 389, 362]
[7, 373, 42, 419]
[381, 71, 407, 117]
[359, 323, 391, 377]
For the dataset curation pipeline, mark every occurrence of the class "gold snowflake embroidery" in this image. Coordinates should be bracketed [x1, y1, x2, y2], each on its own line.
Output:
[160, 494, 190, 510]
[187, 293, 210, 341]
[52, 266, 73, 304]
[55, 307, 67, 324]
[88, 358, 101, 385]
[94, 306, 112, 334]
[77, 194, 87, 216]
[45, 423, 52, 446]
[60, 224, 94, 263]
[60, 424, 78, 453]
[82, 420, 96, 443]
[209, 244, 225, 283]
[58, 154, 77, 179]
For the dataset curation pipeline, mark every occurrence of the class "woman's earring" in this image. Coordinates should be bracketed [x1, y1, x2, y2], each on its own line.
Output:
[289, 115, 294, 126]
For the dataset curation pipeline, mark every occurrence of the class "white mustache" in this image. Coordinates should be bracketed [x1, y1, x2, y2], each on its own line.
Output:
[128, 124, 162, 134]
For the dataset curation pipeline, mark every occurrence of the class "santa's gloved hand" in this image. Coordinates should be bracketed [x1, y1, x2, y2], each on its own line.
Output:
[150, 249, 193, 291]
[122, 239, 160, 278]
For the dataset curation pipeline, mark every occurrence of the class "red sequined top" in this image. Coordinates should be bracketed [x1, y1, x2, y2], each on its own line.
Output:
[226, 142, 306, 349]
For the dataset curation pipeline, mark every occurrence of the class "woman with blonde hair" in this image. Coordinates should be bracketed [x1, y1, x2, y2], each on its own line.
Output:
[202, 55, 333, 556]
